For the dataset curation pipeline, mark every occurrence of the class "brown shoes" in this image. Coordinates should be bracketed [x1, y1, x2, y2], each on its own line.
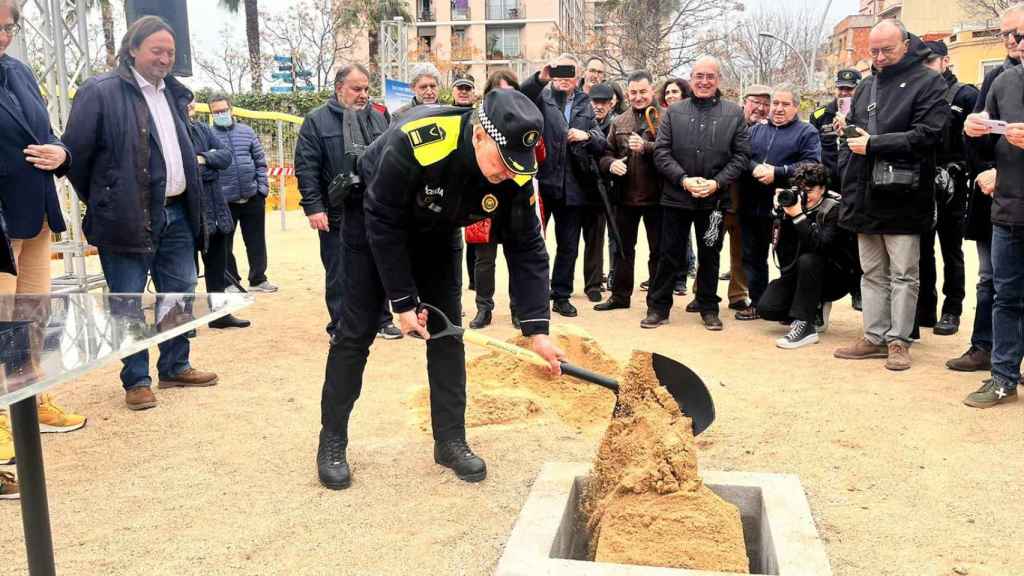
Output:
[885, 342, 912, 371]
[945, 346, 991, 372]
[834, 338, 888, 360]
[157, 368, 219, 389]
[125, 387, 158, 411]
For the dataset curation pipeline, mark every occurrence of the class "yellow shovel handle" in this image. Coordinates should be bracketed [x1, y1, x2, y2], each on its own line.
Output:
[462, 329, 550, 369]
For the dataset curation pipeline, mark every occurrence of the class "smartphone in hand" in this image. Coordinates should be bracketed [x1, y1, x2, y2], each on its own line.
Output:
[549, 64, 576, 79]
[842, 125, 862, 139]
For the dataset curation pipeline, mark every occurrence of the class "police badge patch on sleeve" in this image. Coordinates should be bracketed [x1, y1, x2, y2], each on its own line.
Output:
[407, 124, 446, 147]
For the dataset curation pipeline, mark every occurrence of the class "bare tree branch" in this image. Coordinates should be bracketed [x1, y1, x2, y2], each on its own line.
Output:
[194, 25, 251, 94]
[958, 0, 1012, 19]
[261, 0, 354, 91]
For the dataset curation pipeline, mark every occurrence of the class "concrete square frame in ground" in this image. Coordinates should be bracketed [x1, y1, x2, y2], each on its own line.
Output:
[496, 462, 832, 576]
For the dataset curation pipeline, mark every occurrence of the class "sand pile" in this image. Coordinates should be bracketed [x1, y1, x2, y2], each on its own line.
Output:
[409, 326, 619, 431]
[581, 351, 750, 573]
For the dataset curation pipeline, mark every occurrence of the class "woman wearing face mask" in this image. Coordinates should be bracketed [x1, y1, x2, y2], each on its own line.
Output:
[0, 0, 87, 498]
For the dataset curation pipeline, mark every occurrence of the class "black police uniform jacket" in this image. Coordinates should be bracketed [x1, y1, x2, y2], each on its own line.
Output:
[358, 105, 551, 336]
[810, 100, 842, 188]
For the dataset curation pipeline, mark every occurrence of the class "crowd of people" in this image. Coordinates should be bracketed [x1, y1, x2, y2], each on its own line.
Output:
[1, 0, 1023, 500]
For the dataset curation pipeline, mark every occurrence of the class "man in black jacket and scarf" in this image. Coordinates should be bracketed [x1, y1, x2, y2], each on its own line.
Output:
[646, 56, 750, 331]
[521, 55, 608, 317]
[947, 4, 1024, 373]
[295, 64, 397, 340]
[833, 20, 949, 372]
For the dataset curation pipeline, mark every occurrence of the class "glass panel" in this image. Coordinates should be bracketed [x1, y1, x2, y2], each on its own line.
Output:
[486, 0, 520, 20]
[487, 27, 521, 59]
[0, 293, 252, 406]
[451, 0, 470, 20]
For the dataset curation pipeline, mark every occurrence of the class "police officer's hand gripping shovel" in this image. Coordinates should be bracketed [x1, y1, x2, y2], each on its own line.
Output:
[409, 303, 715, 436]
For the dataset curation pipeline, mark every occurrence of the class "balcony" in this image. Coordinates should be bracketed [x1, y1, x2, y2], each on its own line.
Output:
[451, 0, 471, 20]
[486, 1, 523, 21]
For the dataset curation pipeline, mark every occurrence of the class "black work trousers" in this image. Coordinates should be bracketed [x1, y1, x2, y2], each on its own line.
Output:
[609, 205, 661, 306]
[917, 198, 967, 323]
[547, 203, 605, 300]
[740, 212, 774, 307]
[473, 242, 517, 314]
[648, 207, 723, 315]
[318, 223, 390, 336]
[321, 206, 466, 442]
[201, 231, 231, 293]
[758, 253, 854, 323]
[226, 195, 269, 286]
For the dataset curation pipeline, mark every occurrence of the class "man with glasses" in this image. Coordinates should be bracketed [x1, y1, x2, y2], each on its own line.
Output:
[645, 56, 750, 331]
[451, 72, 476, 107]
[833, 19, 949, 371]
[580, 56, 606, 96]
[737, 84, 821, 322]
[947, 3, 1024, 374]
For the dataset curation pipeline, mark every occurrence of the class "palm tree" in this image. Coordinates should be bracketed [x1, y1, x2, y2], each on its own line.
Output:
[219, 0, 262, 92]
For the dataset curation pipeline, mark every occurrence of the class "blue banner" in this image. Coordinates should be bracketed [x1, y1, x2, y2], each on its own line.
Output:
[384, 78, 414, 115]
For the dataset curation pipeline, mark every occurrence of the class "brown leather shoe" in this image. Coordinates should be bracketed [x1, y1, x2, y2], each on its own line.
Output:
[885, 341, 912, 371]
[125, 387, 157, 411]
[945, 346, 991, 372]
[834, 338, 888, 360]
[157, 368, 219, 389]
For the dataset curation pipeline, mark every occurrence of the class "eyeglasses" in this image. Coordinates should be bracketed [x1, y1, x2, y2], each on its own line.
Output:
[692, 73, 718, 81]
[454, 85, 473, 91]
[869, 45, 902, 57]
[0, 24, 21, 36]
[1002, 30, 1024, 44]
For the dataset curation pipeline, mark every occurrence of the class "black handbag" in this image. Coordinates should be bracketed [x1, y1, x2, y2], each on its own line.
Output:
[867, 79, 920, 192]
[0, 201, 15, 275]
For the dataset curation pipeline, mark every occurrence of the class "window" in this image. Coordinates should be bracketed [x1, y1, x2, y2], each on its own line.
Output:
[451, 0, 470, 20]
[452, 27, 470, 60]
[981, 59, 1003, 83]
[487, 27, 521, 59]
[486, 0, 520, 20]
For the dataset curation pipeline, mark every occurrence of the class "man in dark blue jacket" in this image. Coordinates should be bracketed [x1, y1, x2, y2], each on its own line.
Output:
[187, 101, 249, 329]
[209, 94, 275, 294]
[521, 55, 608, 317]
[63, 16, 218, 410]
[737, 84, 821, 321]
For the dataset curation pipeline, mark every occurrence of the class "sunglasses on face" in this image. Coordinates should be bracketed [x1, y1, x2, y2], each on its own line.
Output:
[454, 85, 473, 91]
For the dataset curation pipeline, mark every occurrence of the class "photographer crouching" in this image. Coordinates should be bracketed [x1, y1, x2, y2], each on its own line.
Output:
[758, 163, 859, 349]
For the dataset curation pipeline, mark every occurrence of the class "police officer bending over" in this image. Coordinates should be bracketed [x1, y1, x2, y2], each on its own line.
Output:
[317, 89, 563, 490]
[757, 163, 859, 349]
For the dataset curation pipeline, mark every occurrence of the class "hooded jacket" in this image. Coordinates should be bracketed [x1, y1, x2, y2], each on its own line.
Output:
[653, 93, 750, 211]
[63, 60, 203, 253]
[838, 34, 950, 235]
[520, 72, 607, 207]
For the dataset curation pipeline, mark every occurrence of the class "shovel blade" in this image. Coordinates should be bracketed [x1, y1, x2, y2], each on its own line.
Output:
[651, 353, 715, 436]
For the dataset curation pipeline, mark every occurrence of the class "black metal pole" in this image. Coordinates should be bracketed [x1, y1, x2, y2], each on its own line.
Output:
[10, 396, 56, 576]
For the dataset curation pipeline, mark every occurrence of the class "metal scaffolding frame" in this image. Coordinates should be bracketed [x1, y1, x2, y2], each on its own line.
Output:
[378, 17, 409, 93]
[12, 0, 106, 293]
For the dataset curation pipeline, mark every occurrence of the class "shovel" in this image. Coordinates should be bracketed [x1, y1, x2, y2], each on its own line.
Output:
[415, 303, 715, 436]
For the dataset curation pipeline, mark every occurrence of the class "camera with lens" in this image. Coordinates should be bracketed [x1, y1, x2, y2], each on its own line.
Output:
[777, 187, 803, 209]
[328, 145, 368, 208]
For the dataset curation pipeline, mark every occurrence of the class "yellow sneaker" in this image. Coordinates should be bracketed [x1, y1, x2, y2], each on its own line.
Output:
[37, 395, 87, 433]
[0, 471, 17, 500]
[0, 413, 13, 464]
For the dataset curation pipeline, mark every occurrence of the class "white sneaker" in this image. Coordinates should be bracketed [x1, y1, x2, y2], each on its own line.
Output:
[777, 320, 820, 349]
[249, 281, 279, 293]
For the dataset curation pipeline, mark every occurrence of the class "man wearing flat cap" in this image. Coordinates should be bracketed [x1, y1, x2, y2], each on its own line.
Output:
[316, 89, 564, 491]
[452, 72, 477, 107]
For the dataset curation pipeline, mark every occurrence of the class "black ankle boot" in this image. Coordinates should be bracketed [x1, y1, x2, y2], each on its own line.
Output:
[434, 439, 487, 482]
[469, 310, 491, 329]
[317, 429, 351, 490]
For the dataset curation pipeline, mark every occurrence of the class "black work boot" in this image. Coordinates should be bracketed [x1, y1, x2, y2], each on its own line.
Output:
[317, 429, 351, 490]
[434, 439, 487, 483]
[469, 310, 491, 329]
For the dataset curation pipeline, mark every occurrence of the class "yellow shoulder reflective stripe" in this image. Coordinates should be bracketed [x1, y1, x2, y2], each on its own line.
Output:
[400, 115, 463, 166]
[812, 107, 826, 119]
[512, 174, 533, 187]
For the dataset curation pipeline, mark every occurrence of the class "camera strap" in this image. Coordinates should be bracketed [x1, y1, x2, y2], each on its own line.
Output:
[867, 78, 879, 136]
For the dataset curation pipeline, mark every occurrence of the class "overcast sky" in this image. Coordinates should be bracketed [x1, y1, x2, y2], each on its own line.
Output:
[182, 0, 861, 88]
